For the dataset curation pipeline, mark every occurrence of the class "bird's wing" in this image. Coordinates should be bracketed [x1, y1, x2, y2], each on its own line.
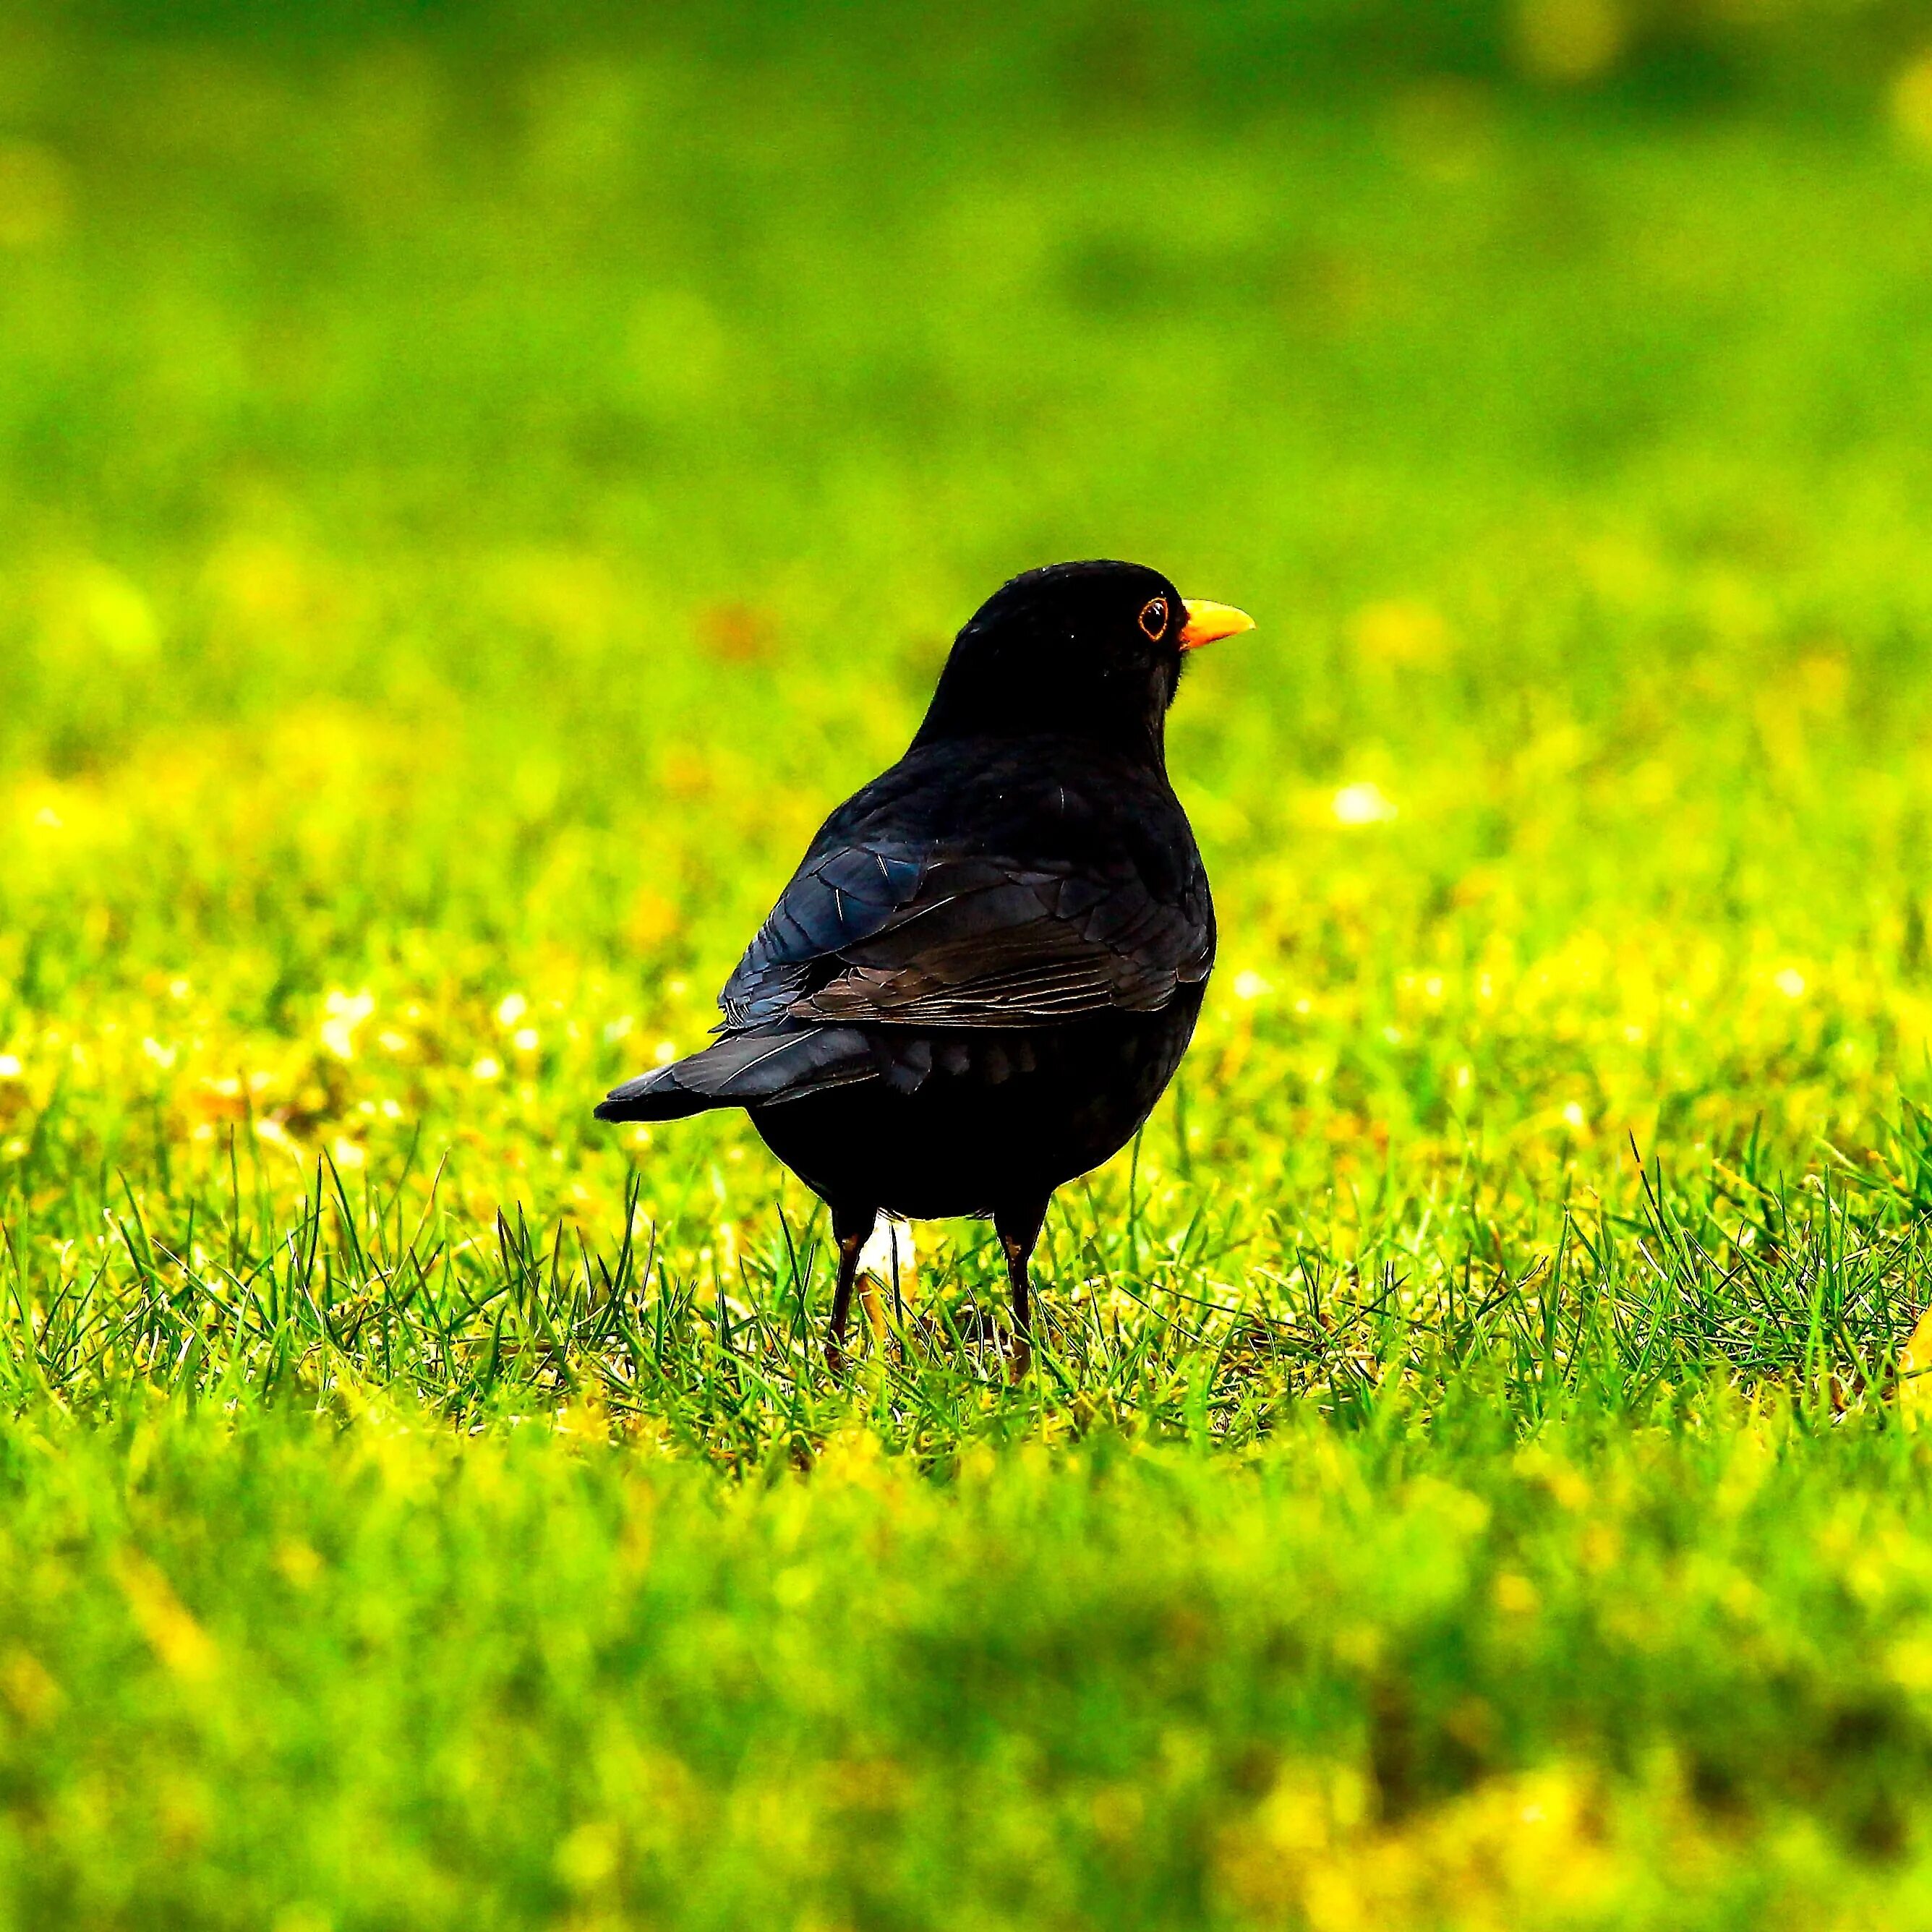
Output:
[790, 852, 1210, 1025]
[718, 839, 929, 1028]
[720, 827, 1213, 1033]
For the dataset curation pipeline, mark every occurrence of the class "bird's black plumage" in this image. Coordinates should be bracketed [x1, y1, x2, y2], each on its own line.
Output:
[597, 559, 1249, 1364]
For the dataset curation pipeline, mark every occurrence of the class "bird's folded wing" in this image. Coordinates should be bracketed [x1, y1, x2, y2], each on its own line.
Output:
[721, 842, 1211, 1030]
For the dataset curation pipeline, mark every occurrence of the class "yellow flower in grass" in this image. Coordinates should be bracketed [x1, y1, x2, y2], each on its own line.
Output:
[1897, 1304, 1932, 1429]
[1332, 782, 1398, 827]
[320, 989, 375, 1060]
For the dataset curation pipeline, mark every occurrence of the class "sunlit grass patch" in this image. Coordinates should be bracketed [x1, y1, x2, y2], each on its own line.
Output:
[7, 1406, 1932, 1928]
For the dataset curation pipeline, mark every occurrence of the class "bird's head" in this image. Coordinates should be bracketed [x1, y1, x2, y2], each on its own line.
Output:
[912, 560, 1254, 764]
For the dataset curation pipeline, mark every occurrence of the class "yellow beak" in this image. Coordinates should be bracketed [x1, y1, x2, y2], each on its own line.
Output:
[1179, 599, 1255, 651]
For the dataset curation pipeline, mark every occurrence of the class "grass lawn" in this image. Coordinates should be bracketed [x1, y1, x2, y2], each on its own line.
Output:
[9, 3, 1932, 1924]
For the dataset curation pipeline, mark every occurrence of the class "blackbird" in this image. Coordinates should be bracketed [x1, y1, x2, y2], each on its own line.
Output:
[596, 559, 1252, 1364]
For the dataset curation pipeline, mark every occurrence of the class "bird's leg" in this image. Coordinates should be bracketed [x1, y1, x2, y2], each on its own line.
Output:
[826, 1201, 878, 1372]
[855, 1215, 915, 1350]
[993, 1195, 1051, 1380]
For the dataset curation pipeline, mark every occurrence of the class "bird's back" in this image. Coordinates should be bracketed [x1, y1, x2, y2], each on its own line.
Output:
[720, 733, 1214, 1040]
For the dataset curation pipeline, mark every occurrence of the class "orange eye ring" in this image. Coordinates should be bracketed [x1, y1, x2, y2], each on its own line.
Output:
[1138, 597, 1168, 641]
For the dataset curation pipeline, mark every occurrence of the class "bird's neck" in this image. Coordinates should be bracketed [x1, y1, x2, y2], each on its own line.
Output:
[910, 708, 1168, 771]
[911, 667, 1169, 769]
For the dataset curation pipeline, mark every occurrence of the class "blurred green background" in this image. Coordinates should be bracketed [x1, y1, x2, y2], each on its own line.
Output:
[13, 4, 1932, 1927]
[13, 0, 1932, 1225]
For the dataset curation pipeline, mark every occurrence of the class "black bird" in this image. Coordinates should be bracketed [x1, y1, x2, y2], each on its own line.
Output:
[596, 560, 1252, 1364]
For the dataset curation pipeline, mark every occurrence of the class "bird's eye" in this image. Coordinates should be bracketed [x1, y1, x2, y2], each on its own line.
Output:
[1138, 597, 1168, 641]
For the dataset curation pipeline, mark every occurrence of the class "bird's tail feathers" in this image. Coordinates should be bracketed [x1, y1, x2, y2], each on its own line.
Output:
[594, 1026, 876, 1121]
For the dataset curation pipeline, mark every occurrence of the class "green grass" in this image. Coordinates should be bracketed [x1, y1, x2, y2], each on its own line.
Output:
[12, 2, 1932, 1923]
[13, 1403, 1932, 1930]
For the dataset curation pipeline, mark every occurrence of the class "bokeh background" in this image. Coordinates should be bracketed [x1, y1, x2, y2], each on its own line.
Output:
[10, 0, 1932, 1338]
[17, 7, 1932, 1929]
